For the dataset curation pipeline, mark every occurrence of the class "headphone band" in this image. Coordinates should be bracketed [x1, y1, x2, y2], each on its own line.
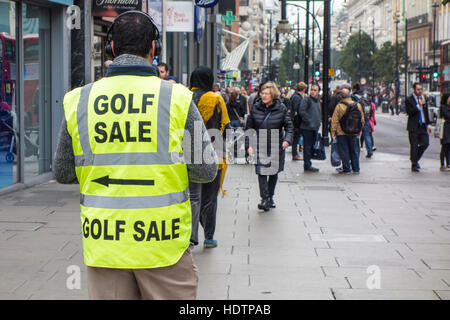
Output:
[106, 10, 161, 58]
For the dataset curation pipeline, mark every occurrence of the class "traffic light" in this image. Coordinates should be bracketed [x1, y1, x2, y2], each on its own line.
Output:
[420, 73, 427, 83]
[432, 71, 439, 79]
[314, 61, 321, 77]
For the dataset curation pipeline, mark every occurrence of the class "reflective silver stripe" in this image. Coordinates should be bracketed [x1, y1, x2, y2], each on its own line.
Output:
[80, 188, 189, 209]
[157, 80, 173, 154]
[77, 83, 94, 159]
[74, 152, 184, 167]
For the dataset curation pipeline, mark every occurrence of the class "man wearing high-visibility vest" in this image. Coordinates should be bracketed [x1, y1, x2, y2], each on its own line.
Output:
[54, 11, 218, 300]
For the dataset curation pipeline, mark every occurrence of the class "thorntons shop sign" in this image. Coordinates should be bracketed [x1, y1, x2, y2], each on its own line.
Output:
[92, 0, 143, 17]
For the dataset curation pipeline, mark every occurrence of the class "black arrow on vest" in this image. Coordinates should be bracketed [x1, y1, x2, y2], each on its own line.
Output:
[92, 175, 155, 187]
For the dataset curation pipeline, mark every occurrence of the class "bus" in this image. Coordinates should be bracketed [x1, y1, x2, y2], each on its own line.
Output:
[440, 40, 450, 96]
[0, 33, 39, 125]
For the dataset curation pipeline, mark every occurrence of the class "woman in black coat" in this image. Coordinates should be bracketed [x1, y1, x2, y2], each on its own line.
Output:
[440, 94, 450, 171]
[245, 82, 294, 211]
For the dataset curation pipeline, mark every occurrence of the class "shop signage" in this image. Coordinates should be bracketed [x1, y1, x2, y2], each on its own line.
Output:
[166, 1, 194, 33]
[194, 5, 207, 42]
[148, 0, 162, 31]
[193, 0, 218, 8]
[92, 0, 143, 17]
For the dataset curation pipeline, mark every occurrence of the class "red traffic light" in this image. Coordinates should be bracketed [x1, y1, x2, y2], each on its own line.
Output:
[421, 74, 427, 79]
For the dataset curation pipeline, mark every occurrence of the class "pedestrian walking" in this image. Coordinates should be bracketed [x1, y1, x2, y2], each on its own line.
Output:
[405, 83, 432, 172]
[299, 84, 322, 172]
[245, 82, 293, 211]
[227, 90, 246, 129]
[248, 85, 259, 112]
[157, 62, 169, 80]
[290, 82, 307, 161]
[189, 66, 231, 248]
[54, 11, 218, 300]
[331, 86, 365, 174]
[439, 94, 450, 171]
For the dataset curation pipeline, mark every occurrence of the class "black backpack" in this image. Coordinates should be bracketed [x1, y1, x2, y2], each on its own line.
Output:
[340, 102, 363, 135]
[353, 94, 372, 117]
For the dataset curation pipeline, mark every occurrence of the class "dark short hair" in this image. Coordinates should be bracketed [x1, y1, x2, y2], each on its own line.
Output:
[112, 12, 157, 58]
[311, 83, 321, 91]
[413, 82, 423, 90]
[157, 62, 169, 72]
[353, 83, 361, 91]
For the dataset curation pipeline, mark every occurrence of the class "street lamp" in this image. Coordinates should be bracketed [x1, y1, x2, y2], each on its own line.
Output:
[432, 1, 440, 92]
[394, 11, 401, 115]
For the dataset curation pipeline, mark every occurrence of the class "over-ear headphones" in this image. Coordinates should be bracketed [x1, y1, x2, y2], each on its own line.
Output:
[105, 10, 162, 59]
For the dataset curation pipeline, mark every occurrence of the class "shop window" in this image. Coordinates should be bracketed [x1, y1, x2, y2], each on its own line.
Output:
[22, 3, 52, 180]
[0, 0, 18, 189]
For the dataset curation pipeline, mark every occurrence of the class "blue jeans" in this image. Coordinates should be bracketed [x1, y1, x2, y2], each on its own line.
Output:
[230, 120, 241, 129]
[362, 118, 373, 154]
[337, 135, 360, 172]
[300, 129, 317, 170]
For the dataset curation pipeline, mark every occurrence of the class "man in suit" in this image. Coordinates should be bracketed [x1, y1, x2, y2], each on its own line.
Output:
[405, 82, 432, 172]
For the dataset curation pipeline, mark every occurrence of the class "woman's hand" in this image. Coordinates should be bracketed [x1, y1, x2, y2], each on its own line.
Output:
[282, 141, 289, 150]
[247, 147, 254, 155]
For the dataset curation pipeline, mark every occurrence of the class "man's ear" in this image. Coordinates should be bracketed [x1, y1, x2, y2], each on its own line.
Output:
[146, 40, 155, 64]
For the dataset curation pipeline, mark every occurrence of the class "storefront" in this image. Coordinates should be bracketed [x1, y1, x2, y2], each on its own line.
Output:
[0, 0, 71, 192]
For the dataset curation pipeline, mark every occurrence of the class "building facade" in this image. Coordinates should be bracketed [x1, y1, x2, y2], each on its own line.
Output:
[0, 0, 72, 193]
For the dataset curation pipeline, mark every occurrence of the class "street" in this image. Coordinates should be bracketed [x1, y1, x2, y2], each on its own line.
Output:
[0, 110, 449, 300]
[375, 112, 441, 160]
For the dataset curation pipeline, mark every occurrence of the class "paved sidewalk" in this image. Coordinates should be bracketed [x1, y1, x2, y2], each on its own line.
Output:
[0, 148, 449, 300]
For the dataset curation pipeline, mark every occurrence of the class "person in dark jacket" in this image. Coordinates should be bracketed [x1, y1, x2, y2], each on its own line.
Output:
[405, 82, 432, 172]
[290, 82, 307, 161]
[439, 94, 450, 171]
[189, 67, 231, 248]
[227, 90, 245, 128]
[245, 82, 294, 211]
[299, 83, 322, 172]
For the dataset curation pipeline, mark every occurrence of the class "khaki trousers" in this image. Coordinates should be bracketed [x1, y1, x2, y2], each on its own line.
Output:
[87, 244, 198, 300]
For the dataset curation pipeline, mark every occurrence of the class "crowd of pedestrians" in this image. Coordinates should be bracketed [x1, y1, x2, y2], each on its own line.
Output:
[152, 62, 450, 251]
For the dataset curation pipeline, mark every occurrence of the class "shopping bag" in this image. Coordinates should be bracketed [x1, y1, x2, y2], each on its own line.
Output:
[312, 133, 326, 160]
[434, 118, 444, 140]
[330, 139, 341, 167]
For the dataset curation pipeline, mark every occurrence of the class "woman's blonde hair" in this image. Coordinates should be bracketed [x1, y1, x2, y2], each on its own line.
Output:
[261, 82, 280, 100]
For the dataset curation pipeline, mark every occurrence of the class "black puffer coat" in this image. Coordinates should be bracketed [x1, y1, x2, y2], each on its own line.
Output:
[245, 98, 294, 175]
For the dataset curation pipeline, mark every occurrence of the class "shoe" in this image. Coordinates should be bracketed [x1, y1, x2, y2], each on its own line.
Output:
[269, 198, 276, 208]
[372, 147, 377, 151]
[440, 166, 446, 172]
[258, 200, 271, 211]
[411, 165, 420, 172]
[353, 171, 360, 175]
[204, 239, 218, 248]
[304, 167, 319, 173]
[292, 155, 303, 161]
[338, 170, 352, 175]
[366, 153, 373, 159]
[336, 167, 344, 173]
[416, 163, 421, 169]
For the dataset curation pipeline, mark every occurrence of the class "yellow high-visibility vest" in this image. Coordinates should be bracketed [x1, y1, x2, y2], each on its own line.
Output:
[63, 74, 192, 269]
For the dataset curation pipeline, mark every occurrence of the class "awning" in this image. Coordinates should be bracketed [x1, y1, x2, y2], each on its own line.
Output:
[221, 39, 249, 72]
[47, 0, 73, 5]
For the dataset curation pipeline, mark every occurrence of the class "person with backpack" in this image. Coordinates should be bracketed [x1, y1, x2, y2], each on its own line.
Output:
[290, 82, 307, 161]
[331, 86, 365, 174]
[351, 88, 374, 159]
